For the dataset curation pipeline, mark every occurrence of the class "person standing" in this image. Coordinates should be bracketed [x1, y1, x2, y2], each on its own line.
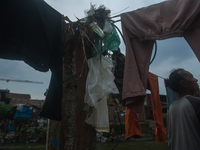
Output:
[166, 69, 200, 150]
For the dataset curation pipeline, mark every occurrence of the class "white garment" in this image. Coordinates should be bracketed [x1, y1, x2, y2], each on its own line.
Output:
[84, 56, 119, 132]
[85, 95, 110, 132]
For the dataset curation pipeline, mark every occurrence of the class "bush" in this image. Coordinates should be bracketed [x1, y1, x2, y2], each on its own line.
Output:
[0, 104, 15, 121]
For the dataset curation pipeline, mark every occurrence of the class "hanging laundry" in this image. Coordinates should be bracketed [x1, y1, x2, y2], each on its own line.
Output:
[85, 95, 110, 132]
[112, 48, 125, 103]
[0, 0, 63, 120]
[147, 72, 166, 142]
[84, 56, 119, 132]
[121, 0, 200, 114]
[125, 72, 166, 142]
[125, 107, 142, 139]
[164, 79, 179, 109]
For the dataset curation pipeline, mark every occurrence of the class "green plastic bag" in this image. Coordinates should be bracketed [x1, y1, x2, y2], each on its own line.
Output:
[93, 25, 121, 58]
[102, 25, 121, 51]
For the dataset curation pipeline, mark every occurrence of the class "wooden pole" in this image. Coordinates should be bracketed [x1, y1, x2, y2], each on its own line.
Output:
[46, 22, 96, 150]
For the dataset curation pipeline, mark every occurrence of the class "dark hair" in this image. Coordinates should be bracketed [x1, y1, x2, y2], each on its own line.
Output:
[165, 68, 184, 93]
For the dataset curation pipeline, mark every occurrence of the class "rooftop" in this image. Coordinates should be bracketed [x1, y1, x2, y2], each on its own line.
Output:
[10, 99, 45, 109]
[7, 93, 31, 99]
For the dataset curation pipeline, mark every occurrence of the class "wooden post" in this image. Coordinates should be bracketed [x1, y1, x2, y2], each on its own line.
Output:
[46, 22, 96, 150]
[46, 119, 61, 150]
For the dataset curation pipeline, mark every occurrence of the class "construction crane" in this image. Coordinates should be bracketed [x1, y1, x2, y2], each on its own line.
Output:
[0, 78, 43, 84]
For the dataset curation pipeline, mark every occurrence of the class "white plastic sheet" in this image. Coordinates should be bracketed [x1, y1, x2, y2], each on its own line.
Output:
[84, 56, 119, 132]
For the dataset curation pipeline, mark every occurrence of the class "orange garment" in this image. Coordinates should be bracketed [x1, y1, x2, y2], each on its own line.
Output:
[125, 107, 141, 139]
[125, 72, 166, 142]
[148, 72, 166, 142]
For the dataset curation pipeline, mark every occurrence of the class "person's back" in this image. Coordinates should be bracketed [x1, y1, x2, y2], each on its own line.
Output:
[167, 95, 200, 150]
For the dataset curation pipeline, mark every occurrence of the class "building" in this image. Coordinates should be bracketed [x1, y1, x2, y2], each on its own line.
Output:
[0, 89, 10, 105]
[7, 93, 31, 100]
[0, 89, 44, 120]
[9, 99, 45, 119]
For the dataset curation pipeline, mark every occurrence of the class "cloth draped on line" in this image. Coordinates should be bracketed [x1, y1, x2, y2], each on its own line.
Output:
[164, 80, 179, 109]
[125, 72, 166, 142]
[121, 0, 200, 115]
[112, 49, 125, 103]
[84, 56, 119, 132]
[0, 0, 63, 120]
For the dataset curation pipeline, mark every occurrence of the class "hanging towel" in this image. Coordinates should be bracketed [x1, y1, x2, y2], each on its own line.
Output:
[147, 72, 166, 142]
[84, 56, 119, 132]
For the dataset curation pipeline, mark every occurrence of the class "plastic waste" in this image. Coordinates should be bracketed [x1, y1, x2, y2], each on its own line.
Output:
[84, 56, 119, 132]
[103, 26, 120, 51]
[93, 25, 121, 59]
[103, 20, 113, 33]
[85, 3, 95, 16]
[90, 22, 105, 39]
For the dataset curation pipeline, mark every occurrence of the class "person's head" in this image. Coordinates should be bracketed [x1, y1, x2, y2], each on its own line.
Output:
[167, 69, 199, 95]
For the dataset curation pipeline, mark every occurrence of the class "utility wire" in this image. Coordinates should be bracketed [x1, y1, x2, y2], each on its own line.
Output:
[0, 78, 43, 84]
[110, 6, 129, 17]
[158, 75, 166, 80]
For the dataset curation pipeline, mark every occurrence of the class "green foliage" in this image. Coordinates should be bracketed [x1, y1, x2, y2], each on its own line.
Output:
[14, 117, 30, 126]
[0, 104, 15, 121]
[34, 127, 40, 135]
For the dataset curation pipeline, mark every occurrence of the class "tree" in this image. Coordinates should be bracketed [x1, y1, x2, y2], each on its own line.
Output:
[0, 104, 15, 121]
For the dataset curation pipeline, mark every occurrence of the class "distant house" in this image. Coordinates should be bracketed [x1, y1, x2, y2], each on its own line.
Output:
[0, 89, 44, 120]
[27, 99, 45, 119]
[10, 99, 45, 120]
[7, 93, 31, 100]
[0, 89, 10, 105]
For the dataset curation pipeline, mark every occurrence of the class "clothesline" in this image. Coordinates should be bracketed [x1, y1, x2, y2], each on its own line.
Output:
[157, 75, 166, 80]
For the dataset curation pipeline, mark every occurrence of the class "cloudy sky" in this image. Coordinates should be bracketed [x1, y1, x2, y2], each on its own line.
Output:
[1, 0, 200, 99]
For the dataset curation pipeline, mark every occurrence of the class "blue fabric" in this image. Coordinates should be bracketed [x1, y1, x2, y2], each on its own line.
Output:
[7, 125, 14, 131]
[165, 86, 179, 109]
[52, 139, 58, 147]
[14, 106, 32, 119]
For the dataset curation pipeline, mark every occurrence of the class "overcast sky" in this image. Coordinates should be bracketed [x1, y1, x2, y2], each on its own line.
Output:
[1, 0, 200, 99]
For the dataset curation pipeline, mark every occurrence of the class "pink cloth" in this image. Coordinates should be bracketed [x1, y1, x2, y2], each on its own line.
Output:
[121, 0, 200, 114]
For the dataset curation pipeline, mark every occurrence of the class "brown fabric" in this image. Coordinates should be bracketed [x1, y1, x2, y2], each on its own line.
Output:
[121, 0, 200, 114]
[148, 72, 166, 142]
[125, 107, 142, 139]
[121, 0, 200, 41]
[184, 28, 200, 62]
[121, 34, 154, 113]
